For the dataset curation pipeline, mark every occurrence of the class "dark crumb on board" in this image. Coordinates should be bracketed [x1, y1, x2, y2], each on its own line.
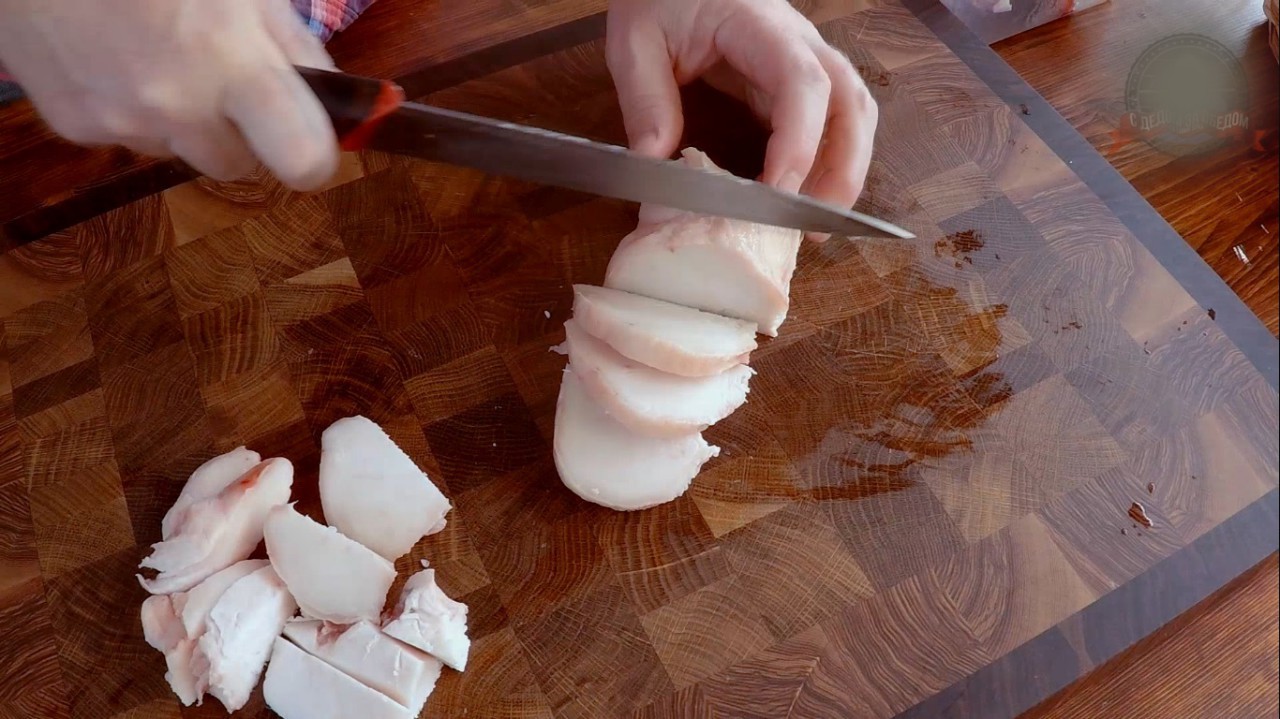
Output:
[1208, 308, 1216, 320]
[1121, 528, 1128, 535]
[1019, 103, 1031, 115]
[1128, 501, 1154, 528]
[856, 65, 892, 87]
[1147, 482, 1155, 494]
[949, 230, 984, 253]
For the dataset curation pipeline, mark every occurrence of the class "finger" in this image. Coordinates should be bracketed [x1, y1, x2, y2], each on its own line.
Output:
[119, 136, 175, 159]
[261, 0, 338, 70]
[223, 60, 340, 191]
[606, 17, 683, 159]
[716, 17, 830, 193]
[168, 118, 259, 182]
[806, 46, 878, 240]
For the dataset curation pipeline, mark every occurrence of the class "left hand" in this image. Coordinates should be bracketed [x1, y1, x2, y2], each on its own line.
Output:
[605, 0, 878, 238]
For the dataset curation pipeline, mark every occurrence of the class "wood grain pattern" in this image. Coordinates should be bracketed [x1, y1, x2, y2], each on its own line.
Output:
[0, 1, 1277, 718]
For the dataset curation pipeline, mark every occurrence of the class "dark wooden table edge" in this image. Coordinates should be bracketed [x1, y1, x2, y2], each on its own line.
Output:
[896, 2, 1280, 717]
[895, 489, 1280, 719]
[901, 0, 1279, 390]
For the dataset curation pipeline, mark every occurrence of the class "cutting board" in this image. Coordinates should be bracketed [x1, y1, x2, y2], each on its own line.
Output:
[1, 2, 1276, 718]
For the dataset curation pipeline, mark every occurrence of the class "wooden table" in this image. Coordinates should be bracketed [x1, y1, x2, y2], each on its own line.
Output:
[1, 2, 1276, 718]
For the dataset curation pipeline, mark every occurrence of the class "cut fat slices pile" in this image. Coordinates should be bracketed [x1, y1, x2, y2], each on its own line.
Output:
[136, 416, 469, 717]
[553, 147, 803, 511]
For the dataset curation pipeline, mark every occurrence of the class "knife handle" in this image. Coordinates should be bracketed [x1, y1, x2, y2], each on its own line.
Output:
[295, 66, 405, 152]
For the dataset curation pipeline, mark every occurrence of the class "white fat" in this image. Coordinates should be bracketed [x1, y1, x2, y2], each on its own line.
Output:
[552, 368, 719, 511]
[263, 504, 396, 624]
[563, 319, 753, 437]
[318, 415, 452, 561]
[381, 568, 470, 673]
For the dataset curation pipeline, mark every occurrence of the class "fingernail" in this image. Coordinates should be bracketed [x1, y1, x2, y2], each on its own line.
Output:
[778, 171, 805, 194]
[632, 131, 663, 157]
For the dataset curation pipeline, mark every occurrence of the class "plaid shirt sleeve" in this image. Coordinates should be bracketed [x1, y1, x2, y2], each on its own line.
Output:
[0, 0, 378, 105]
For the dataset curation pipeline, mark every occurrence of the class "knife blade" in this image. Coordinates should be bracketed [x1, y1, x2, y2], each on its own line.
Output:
[296, 66, 914, 240]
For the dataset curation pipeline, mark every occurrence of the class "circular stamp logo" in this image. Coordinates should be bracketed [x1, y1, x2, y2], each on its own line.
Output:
[1117, 33, 1253, 157]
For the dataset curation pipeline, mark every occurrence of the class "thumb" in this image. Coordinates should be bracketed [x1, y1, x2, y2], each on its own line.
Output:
[606, 20, 683, 159]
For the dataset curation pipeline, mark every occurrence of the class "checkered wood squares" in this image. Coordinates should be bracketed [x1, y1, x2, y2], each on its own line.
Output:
[1, 4, 1276, 718]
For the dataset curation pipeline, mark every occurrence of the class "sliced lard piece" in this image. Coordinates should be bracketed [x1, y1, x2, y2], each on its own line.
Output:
[194, 565, 298, 713]
[571, 284, 758, 377]
[161, 447, 262, 539]
[264, 637, 413, 719]
[161, 639, 202, 707]
[552, 368, 719, 511]
[178, 559, 270, 638]
[137, 458, 293, 595]
[381, 568, 470, 672]
[140, 595, 185, 653]
[318, 415, 451, 561]
[263, 503, 396, 624]
[140, 596, 202, 705]
[283, 619, 441, 714]
[563, 319, 753, 437]
[605, 148, 802, 336]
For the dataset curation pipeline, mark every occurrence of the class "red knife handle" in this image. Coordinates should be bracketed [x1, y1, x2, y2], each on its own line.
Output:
[295, 66, 405, 152]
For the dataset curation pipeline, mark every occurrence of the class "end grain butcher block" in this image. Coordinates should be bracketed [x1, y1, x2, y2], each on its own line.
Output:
[1, 1, 1276, 718]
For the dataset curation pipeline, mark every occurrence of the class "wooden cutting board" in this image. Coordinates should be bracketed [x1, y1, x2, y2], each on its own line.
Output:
[1, 2, 1276, 718]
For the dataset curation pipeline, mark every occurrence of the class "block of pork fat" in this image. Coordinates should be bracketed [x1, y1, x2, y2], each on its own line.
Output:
[562, 320, 753, 437]
[137, 458, 293, 595]
[604, 148, 802, 336]
[160, 447, 261, 539]
[571, 284, 758, 377]
[381, 566, 470, 672]
[192, 565, 298, 713]
[176, 559, 271, 638]
[140, 559, 270, 706]
[284, 619, 442, 715]
[553, 368, 719, 511]
[263, 503, 396, 624]
[264, 638, 413, 719]
[140, 594, 202, 706]
[319, 415, 451, 561]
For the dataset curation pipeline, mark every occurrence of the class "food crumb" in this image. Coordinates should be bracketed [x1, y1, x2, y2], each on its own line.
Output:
[544, 310, 551, 319]
[1146, 482, 1155, 494]
[1128, 501, 1154, 528]
[1121, 528, 1128, 535]
[1207, 308, 1216, 320]
[1019, 103, 1031, 115]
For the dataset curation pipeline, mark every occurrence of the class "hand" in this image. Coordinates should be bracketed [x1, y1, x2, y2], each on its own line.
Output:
[0, 0, 340, 190]
[606, 0, 878, 238]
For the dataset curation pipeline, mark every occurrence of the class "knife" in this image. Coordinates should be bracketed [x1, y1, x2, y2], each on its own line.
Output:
[296, 66, 914, 239]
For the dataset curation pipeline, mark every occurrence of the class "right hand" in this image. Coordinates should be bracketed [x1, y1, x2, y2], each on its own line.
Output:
[0, 0, 341, 190]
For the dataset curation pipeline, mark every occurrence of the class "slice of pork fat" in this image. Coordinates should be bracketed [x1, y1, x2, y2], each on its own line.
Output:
[563, 319, 753, 437]
[263, 503, 396, 624]
[553, 368, 720, 511]
[140, 559, 272, 707]
[193, 565, 298, 713]
[137, 458, 293, 595]
[284, 619, 442, 715]
[160, 447, 262, 539]
[264, 637, 413, 719]
[605, 148, 802, 337]
[381, 567, 470, 672]
[571, 284, 758, 377]
[319, 415, 451, 561]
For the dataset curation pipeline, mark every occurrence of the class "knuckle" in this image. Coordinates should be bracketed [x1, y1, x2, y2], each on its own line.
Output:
[791, 56, 830, 90]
